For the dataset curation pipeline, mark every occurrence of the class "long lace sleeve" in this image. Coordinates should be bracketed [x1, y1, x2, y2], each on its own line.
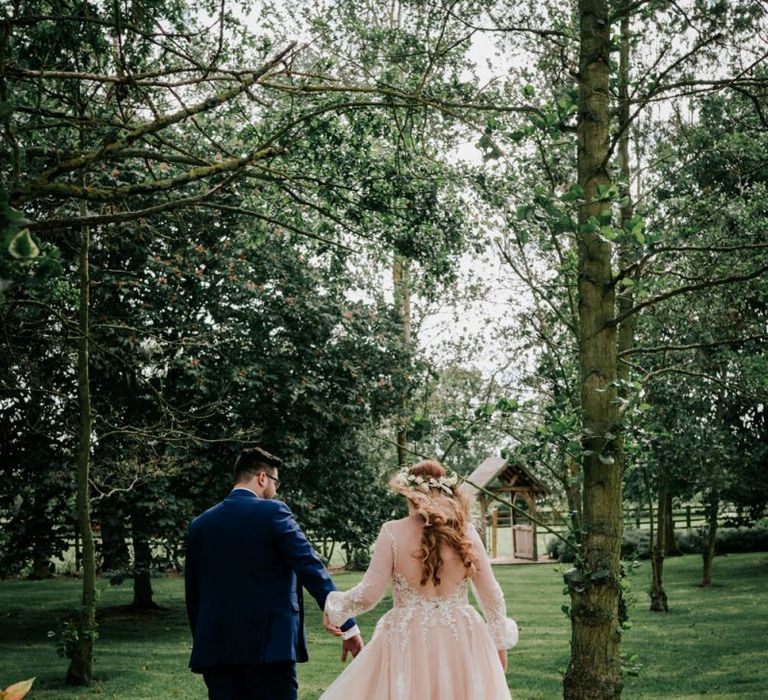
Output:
[324, 521, 394, 627]
[468, 525, 519, 650]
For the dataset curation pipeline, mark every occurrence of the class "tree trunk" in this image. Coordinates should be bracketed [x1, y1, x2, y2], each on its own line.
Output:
[701, 397, 723, 587]
[564, 456, 583, 532]
[563, 0, 623, 697]
[663, 492, 681, 556]
[66, 219, 97, 686]
[393, 256, 411, 467]
[701, 487, 718, 587]
[99, 515, 129, 573]
[30, 554, 53, 580]
[131, 512, 158, 610]
[649, 471, 669, 612]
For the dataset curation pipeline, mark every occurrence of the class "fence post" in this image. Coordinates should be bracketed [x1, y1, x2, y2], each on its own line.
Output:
[686, 505, 692, 529]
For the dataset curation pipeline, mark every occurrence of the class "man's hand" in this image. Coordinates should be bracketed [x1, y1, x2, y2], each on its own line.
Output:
[341, 634, 364, 662]
[497, 649, 508, 672]
[323, 611, 342, 637]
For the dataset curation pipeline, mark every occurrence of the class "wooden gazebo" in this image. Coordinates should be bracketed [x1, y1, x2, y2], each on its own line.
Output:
[460, 456, 547, 560]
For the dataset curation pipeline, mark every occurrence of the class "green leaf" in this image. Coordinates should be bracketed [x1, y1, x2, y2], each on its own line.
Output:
[560, 184, 584, 202]
[7, 229, 40, 259]
[495, 397, 519, 413]
[522, 84, 535, 98]
[516, 205, 532, 221]
[35, 257, 64, 279]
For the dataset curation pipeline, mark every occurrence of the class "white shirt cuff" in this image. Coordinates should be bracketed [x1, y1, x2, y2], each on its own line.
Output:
[341, 624, 360, 640]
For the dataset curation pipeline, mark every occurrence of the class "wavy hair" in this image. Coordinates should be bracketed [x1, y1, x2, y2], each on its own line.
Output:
[390, 460, 477, 586]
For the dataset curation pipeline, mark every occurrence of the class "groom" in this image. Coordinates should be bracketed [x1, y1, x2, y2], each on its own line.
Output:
[185, 446, 363, 700]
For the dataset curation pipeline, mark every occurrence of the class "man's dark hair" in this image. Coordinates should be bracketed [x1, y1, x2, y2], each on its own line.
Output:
[233, 446, 283, 483]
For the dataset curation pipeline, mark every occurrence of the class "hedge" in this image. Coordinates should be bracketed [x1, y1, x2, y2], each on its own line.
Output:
[545, 524, 768, 562]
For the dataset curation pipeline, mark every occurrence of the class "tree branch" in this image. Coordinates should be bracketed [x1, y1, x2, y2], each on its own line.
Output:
[620, 333, 768, 357]
[14, 147, 282, 202]
[199, 203, 358, 253]
[23, 43, 296, 186]
[23, 176, 236, 231]
[608, 263, 768, 327]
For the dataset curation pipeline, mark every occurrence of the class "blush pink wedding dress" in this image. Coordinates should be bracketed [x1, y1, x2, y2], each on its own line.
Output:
[321, 515, 517, 699]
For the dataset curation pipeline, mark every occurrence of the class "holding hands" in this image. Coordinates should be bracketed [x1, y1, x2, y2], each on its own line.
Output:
[323, 611, 364, 662]
[341, 634, 364, 661]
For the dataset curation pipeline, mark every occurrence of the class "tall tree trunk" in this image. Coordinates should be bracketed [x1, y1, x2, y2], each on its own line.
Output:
[393, 255, 411, 467]
[66, 218, 97, 686]
[663, 492, 680, 556]
[701, 397, 723, 587]
[649, 469, 669, 611]
[564, 456, 583, 532]
[701, 486, 719, 587]
[131, 511, 158, 609]
[388, 2, 411, 470]
[99, 514, 129, 573]
[563, 0, 623, 697]
[30, 553, 53, 580]
[614, 7, 642, 627]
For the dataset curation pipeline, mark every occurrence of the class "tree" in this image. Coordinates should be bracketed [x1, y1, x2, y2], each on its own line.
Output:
[1, 0, 475, 682]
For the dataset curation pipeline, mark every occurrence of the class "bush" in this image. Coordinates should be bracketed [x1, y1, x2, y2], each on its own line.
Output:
[345, 547, 371, 571]
[545, 537, 576, 563]
[714, 525, 768, 553]
[544, 524, 768, 562]
[621, 529, 652, 560]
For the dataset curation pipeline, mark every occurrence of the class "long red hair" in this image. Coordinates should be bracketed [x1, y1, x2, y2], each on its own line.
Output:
[391, 460, 477, 586]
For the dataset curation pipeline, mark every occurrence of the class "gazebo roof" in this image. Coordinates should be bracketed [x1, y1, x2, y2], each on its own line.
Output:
[460, 455, 547, 498]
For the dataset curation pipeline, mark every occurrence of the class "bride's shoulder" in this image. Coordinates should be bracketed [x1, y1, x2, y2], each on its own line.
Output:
[382, 516, 407, 529]
[380, 515, 415, 533]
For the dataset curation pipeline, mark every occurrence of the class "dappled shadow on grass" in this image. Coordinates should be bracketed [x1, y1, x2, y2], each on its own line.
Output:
[621, 553, 768, 699]
[2, 555, 767, 699]
[0, 577, 192, 656]
[98, 604, 170, 622]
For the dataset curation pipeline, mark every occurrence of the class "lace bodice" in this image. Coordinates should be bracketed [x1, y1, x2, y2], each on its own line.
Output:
[391, 571, 469, 609]
[325, 517, 518, 649]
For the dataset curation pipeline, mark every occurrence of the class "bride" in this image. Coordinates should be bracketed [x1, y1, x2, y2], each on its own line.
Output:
[320, 459, 517, 699]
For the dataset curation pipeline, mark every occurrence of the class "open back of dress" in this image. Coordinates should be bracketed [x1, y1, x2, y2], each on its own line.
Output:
[321, 515, 517, 700]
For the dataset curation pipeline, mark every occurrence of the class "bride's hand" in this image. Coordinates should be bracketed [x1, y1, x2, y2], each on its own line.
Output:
[323, 611, 343, 637]
[342, 633, 364, 662]
[497, 649, 508, 672]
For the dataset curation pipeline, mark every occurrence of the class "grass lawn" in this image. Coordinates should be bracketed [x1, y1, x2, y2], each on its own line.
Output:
[1, 552, 766, 699]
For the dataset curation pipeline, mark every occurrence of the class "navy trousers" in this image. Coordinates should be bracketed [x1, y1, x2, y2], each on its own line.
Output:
[202, 662, 298, 700]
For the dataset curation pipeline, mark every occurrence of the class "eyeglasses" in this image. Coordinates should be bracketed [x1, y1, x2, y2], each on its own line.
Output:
[265, 473, 281, 488]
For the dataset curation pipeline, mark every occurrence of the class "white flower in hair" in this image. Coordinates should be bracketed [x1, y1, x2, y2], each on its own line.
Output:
[394, 466, 460, 495]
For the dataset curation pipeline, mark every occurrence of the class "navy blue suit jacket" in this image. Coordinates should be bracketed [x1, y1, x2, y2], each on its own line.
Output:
[185, 489, 354, 671]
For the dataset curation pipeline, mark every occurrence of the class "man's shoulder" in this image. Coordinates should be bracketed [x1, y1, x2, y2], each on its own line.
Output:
[225, 494, 294, 522]
[189, 495, 292, 529]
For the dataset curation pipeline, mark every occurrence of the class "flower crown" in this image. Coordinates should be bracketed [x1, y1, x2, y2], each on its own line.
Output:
[393, 466, 460, 495]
